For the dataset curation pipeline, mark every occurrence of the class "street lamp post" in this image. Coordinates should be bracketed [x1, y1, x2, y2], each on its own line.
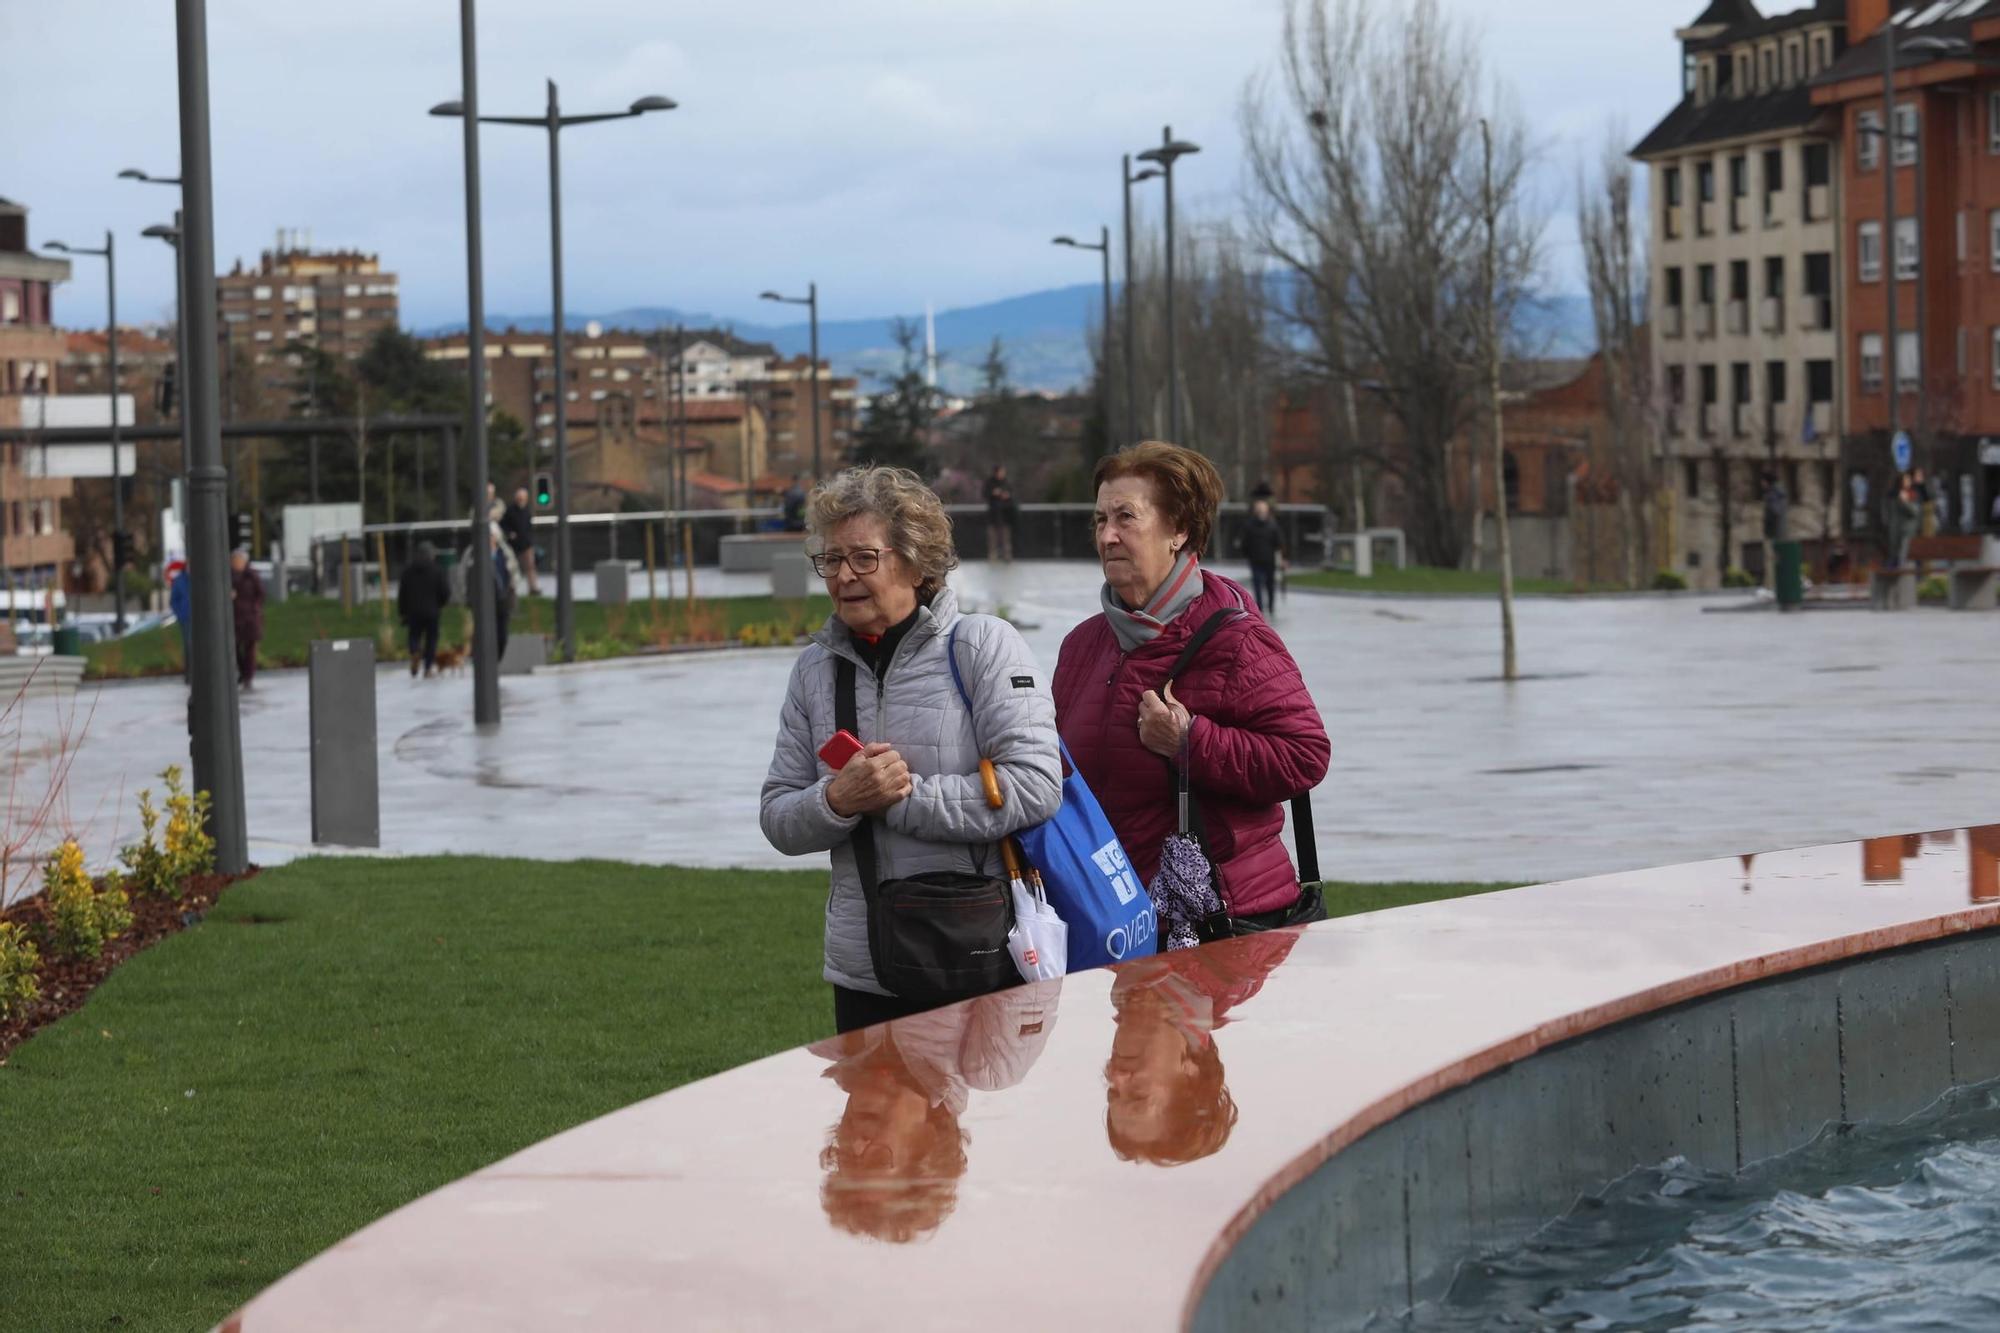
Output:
[120, 172, 187, 478]
[430, 85, 674, 667]
[760, 286, 821, 477]
[1053, 229, 1112, 450]
[171, 0, 248, 874]
[1137, 127, 1200, 443]
[44, 232, 126, 632]
[1122, 157, 1160, 446]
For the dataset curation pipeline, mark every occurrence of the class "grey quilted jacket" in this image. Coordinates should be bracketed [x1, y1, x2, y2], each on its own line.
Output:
[759, 588, 1063, 995]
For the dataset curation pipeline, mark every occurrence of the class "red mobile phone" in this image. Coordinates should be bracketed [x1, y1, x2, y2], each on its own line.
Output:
[818, 729, 865, 770]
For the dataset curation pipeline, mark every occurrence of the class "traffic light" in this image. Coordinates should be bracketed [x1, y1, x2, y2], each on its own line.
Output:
[155, 361, 178, 416]
[534, 471, 554, 508]
[111, 529, 134, 571]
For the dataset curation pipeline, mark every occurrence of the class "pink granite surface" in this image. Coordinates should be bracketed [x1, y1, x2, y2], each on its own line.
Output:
[223, 825, 2000, 1333]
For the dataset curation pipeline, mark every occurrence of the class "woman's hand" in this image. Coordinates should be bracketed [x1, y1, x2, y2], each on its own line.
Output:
[1137, 680, 1193, 759]
[827, 742, 912, 817]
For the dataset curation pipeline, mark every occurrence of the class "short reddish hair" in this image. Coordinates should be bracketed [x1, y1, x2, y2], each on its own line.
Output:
[1093, 441, 1225, 556]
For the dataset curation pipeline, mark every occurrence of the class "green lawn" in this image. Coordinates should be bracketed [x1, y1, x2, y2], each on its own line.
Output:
[0, 857, 1513, 1332]
[83, 592, 836, 679]
[1290, 565, 1613, 596]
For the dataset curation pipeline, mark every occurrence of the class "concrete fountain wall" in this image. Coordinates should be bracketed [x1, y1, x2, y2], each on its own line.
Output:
[224, 826, 2000, 1333]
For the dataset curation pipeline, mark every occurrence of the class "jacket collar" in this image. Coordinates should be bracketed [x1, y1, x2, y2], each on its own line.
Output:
[812, 585, 960, 675]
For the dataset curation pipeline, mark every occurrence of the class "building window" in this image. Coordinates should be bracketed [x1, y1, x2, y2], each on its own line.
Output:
[1858, 110, 1882, 170]
[1697, 161, 1715, 203]
[1813, 32, 1831, 75]
[1893, 103, 1918, 167]
[1763, 147, 1784, 221]
[1989, 210, 2000, 271]
[1735, 52, 1751, 96]
[1858, 221, 1882, 282]
[1785, 40, 1803, 86]
[0, 290, 17, 324]
[1991, 327, 2000, 391]
[1666, 267, 1684, 308]
[1894, 217, 1919, 279]
[1991, 92, 2000, 154]
[1860, 333, 1884, 393]
[1896, 331, 1919, 390]
[1683, 459, 1701, 499]
[252, 285, 272, 300]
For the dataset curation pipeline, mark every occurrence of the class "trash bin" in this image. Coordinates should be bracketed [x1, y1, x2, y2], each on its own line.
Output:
[1775, 539, 1804, 609]
[51, 626, 82, 656]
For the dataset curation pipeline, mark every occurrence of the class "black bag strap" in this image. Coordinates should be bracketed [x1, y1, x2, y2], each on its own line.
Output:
[834, 655, 881, 899]
[1161, 607, 1321, 886]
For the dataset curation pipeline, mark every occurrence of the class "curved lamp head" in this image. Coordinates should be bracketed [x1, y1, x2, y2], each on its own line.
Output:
[141, 224, 180, 243]
[1052, 235, 1078, 248]
[1129, 167, 1163, 184]
[628, 95, 677, 114]
[759, 290, 784, 302]
[1138, 139, 1201, 167]
[117, 168, 147, 180]
[43, 241, 74, 254]
[429, 99, 466, 118]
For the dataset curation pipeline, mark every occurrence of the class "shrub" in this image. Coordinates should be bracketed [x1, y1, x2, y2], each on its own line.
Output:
[120, 766, 215, 900]
[1722, 567, 1759, 589]
[43, 838, 131, 961]
[1918, 575, 1950, 603]
[1651, 570, 1689, 592]
[0, 922, 40, 1021]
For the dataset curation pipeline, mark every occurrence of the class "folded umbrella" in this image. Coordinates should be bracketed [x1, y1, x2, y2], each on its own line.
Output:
[982, 760, 1068, 982]
[1149, 733, 1224, 951]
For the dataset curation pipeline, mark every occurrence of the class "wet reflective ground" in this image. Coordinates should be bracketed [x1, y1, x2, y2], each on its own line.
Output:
[9, 561, 2000, 898]
[1409, 1081, 2000, 1331]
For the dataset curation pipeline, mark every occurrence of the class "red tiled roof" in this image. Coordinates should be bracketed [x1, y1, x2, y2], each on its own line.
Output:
[63, 328, 176, 358]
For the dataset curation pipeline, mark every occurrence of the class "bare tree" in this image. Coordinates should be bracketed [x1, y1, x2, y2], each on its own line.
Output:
[1241, 0, 1542, 568]
[1577, 125, 1658, 588]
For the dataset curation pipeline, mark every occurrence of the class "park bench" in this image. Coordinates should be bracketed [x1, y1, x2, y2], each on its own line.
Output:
[717, 531, 806, 574]
[1907, 535, 1998, 611]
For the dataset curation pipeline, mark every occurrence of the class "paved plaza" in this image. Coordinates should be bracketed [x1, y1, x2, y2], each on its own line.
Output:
[2, 560, 1995, 902]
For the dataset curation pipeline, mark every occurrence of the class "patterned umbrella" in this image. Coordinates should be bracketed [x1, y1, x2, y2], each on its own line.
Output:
[1149, 732, 1224, 951]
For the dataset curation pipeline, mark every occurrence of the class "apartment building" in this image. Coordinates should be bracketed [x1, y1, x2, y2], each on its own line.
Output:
[1636, 1, 1849, 584]
[217, 230, 398, 368]
[1812, 0, 2000, 543]
[0, 196, 77, 588]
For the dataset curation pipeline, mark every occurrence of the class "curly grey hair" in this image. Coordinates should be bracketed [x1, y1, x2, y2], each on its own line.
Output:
[806, 466, 958, 595]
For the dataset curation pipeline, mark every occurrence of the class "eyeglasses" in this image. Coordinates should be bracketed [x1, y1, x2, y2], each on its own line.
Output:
[808, 548, 886, 577]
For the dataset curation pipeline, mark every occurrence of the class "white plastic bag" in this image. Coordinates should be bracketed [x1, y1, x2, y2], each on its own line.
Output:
[1008, 874, 1068, 983]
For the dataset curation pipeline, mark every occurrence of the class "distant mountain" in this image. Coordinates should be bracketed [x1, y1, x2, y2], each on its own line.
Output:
[429, 280, 1598, 396]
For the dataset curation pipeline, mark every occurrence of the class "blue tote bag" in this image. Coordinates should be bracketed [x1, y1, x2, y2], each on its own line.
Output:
[949, 624, 1157, 970]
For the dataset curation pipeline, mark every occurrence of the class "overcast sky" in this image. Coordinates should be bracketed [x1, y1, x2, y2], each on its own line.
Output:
[3, 0, 1701, 332]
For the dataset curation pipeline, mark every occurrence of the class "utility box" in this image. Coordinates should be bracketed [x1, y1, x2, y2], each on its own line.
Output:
[309, 638, 379, 848]
[771, 549, 812, 599]
[595, 559, 630, 606]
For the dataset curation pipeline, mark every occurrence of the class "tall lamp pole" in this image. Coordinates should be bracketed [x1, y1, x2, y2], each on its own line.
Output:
[45, 233, 127, 633]
[171, 0, 248, 873]
[119, 171, 186, 477]
[760, 286, 821, 477]
[429, 86, 674, 667]
[1122, 157, 1160, 446]
[1137, 127, 1200, 443]
[1053, 229, 1112, 450]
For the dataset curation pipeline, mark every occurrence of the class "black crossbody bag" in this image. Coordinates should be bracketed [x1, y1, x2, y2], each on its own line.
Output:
[835, 655, 1018, 1007]
[1163, 610, 1327, 943]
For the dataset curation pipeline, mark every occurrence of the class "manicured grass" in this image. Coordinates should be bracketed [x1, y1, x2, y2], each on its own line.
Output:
[0, 858, 1513, 1332]
[1290, 565, 1612, 596]
[82, 592, 836, 679]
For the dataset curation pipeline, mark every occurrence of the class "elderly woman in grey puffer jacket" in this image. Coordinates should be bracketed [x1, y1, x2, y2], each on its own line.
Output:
[761, 466, 1063, 1035]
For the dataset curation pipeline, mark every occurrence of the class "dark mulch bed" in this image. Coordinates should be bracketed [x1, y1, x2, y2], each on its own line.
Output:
[0, 866, 259, 1061]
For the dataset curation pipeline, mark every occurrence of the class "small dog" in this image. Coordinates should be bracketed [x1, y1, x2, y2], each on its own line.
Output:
[432, 644, 469, 676]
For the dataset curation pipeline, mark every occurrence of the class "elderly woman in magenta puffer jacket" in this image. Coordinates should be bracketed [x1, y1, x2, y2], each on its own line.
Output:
[1052, 442, 1329, 930]
[761, 466, 1062, 1035]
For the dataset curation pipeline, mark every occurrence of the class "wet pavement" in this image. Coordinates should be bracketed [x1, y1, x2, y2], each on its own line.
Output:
[4, 560, 1995, 900]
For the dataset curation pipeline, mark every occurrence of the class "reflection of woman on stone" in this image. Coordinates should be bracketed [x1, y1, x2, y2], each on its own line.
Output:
[1105, 932, 1299, 1167]
[813, 982, 1060, 1243]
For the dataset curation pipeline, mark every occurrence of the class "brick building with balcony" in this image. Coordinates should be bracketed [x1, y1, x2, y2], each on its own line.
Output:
[0, 196, 77, 594]
[1813, 0, 2000, 546]
[1636, 1, 1849, 585]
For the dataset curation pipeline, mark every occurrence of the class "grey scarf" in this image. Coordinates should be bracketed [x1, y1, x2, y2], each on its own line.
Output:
[1102, 550, 1204, 653]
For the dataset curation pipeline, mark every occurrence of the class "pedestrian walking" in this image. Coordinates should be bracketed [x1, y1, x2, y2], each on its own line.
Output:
[229, 547, 264, 690]
[397, 541, 452, 679]
[166, 558, 191, 681]
[984, 464, 1016, 563]
[760, 466, 1061, 1034]
[1887, 471, 1920, 568]
[781, 473, 810, 533]
[502, 486, 538, 596]
[1053, 442, 1330, 938]
[1236, 496, 1287, 617]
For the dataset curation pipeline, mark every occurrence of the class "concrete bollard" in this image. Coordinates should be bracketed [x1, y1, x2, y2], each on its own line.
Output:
[596, 559, 630, 606]
[309, 638, 379, 848]
[771, 549, 811, 599]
